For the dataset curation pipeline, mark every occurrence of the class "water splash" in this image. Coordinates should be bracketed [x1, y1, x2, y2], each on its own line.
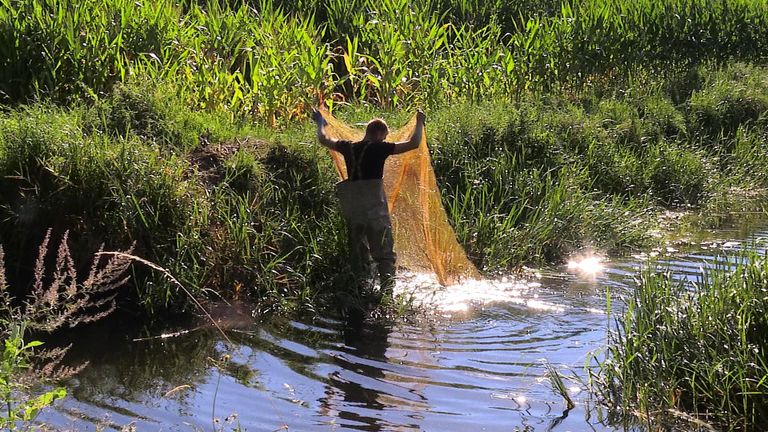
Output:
[395, 271, 564, 314]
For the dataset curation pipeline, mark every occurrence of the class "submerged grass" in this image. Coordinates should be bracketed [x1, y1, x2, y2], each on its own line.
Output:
[596, 251, 768, 430]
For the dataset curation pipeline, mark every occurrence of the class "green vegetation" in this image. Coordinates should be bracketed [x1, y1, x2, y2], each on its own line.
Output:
[1, 327, 66, 431]
[0, 93, 349, 314]
[597, 253, 768, 430]
[0, 232, 132, 430]
[2, 63, 768, 310]
[2, 0, 768, 425]
[2, 0, 768, 119]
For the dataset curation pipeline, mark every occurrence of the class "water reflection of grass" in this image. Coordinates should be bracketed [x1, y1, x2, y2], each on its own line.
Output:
[59, 326, 259, 431]
[597, 251, 768, 431]
[67, 328, 221, 402]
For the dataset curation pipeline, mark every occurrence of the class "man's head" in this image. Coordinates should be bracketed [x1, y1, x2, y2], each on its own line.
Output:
[364, 118, 389, 142]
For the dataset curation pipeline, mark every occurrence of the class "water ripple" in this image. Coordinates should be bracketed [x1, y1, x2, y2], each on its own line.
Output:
[39, 223, 768, 431]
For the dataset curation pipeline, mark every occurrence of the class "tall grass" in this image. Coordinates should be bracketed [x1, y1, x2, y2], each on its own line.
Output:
[2, 0, 768, 120]
[0, 84, 351, 315]
[2, 62, 768, 313]
[429, 102, 653, 269]
[596, 252, 768, 430]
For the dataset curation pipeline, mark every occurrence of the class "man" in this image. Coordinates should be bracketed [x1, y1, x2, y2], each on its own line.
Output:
[312, 108, 426, 301]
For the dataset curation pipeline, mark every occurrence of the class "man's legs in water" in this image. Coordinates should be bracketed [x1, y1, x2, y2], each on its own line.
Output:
[367, 216, 396, 299]
[347, 222, 371, 279]
[336, 179, 393, 304]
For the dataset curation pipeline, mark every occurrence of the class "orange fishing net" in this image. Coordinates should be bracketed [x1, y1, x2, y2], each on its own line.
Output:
[321, 107, 480, 286]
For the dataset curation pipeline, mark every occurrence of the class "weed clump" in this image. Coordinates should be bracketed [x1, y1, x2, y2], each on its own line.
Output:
[0, 232, 133, 430]
[689, 64, 768, 141]
[597, 253, 768, 430]
[646, 143, 711, 206]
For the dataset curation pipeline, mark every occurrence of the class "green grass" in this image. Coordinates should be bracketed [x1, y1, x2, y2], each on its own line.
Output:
[1, 62, 767, 315]
[0, 86, 351, 316]
[596, 251, 768, 430]
[429, 101, 653, 270]
[2, 0, 768, 121]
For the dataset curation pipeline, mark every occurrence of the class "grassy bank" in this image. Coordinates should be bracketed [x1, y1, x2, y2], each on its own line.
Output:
[1, 0, 767, 310]
[597, 252, 768, 430]
[0, 85, 350, 315]
[1, 63, 768, 315]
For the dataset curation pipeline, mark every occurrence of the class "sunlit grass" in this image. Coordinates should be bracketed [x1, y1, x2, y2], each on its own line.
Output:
[1, 0, 768, 120]
[596, 251, 768, 430]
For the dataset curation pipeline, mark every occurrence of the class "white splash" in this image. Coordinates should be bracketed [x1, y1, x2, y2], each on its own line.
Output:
[394, 271, 563, 315]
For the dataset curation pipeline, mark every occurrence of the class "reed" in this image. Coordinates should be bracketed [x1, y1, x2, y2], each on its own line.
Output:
[596, 251, 768, 430]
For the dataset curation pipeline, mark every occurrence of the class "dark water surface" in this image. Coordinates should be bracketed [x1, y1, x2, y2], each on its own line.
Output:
[40, 221, 768, 431]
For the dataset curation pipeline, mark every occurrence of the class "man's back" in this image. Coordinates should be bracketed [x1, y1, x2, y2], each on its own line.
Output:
[335, 140, 395, 181]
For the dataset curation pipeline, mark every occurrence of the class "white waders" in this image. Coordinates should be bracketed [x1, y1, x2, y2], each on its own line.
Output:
[335, 179, 396, 294]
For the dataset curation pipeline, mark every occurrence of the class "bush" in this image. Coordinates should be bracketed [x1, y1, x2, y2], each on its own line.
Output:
[689, 64, 768, 141]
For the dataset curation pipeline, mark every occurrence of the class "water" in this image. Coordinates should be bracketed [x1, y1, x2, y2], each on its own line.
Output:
[39, 222, 768, 431]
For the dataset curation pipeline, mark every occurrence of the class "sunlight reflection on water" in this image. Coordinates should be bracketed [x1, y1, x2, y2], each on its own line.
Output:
[566, 254, 606, 277]
[395, 271, 565, 314]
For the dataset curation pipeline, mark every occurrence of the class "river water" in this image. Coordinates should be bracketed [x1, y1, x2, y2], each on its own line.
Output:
[39, 219, 767, 431]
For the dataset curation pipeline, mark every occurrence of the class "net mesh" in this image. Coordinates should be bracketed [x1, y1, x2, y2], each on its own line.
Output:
[321, 107, 480, 286]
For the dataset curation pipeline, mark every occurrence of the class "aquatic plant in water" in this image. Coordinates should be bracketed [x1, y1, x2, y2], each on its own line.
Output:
[596, 251, 768, 430]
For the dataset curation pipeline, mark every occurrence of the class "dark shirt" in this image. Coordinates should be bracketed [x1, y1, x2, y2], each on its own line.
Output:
[335, 140, 396, 181]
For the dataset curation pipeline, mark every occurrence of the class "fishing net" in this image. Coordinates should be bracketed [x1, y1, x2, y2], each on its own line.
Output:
[320, 107, 480, 286]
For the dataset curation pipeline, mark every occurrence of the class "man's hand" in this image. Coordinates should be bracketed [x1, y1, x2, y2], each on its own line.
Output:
[312, 107, 337, 149]
[416, 109, 426, 125]
[311, 108, 326, 126]
[393, 109, 426, 155]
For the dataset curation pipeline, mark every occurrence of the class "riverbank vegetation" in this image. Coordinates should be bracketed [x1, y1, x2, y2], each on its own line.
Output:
[2, 0, 768, 427]
[0, 232, 133, 430]
[597, 253, 768, 430]
[4, 63, 768, 312]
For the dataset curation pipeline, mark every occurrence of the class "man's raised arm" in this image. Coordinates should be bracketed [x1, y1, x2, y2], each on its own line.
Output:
[393, 110, 426, 155]
[312, 108, 338, 150]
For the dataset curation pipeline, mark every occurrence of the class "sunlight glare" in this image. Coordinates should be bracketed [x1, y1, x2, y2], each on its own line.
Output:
[395, 271, 565, 315]
[566, 255, 605, 275]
